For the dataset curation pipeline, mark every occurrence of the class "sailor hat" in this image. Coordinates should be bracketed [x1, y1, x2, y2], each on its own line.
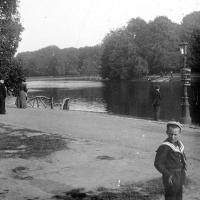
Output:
[167, 121, 183, 130]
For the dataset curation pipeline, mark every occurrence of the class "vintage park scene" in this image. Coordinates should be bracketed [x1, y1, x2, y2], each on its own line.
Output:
[1, 1, 200, 200]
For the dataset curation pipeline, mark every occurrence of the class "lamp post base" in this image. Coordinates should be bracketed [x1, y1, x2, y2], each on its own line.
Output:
[181, 103, 191, 124]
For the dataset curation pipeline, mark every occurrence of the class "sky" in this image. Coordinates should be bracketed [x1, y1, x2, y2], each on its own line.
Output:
[17, 0, 200, 53]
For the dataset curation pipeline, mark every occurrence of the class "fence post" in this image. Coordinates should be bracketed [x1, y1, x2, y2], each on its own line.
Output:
[50, 97, 54, 109]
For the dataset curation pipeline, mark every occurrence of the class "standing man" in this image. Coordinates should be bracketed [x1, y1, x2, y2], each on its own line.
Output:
[152, 85, 161, 121]
[154, 121, 187, 200]
[0, 79, 7, 114]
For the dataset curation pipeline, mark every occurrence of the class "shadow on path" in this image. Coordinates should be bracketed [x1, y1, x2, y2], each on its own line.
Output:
[0, 123, 70, 159]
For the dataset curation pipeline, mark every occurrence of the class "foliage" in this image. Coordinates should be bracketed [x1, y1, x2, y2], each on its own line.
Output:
[180, 11, 200, 72]
[101, 13, 200, 79]
[127, 17, 148, 58]
[133, 57, 149, 77]
[180, 11, 200, 42]
[17, 45, 102, 77]
[145, 16, 180, 73]
[101, 28, 148, 80]
[101, 16, 180, 80]
[47, 56, 59, 76]
[5, 58, 25, 96]
[190, 29, 200, 72]
[15, 11, 200, 80]
[0, 0, 24, 92]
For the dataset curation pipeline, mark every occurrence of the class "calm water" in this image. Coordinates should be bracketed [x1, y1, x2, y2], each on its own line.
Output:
[26, 78, 200, 125]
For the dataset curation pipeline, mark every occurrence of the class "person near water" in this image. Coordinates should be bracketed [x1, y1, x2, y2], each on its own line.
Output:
[0, 79, 6, 114]
[152, 85, 161, 120]
[16, 80, 28, 108]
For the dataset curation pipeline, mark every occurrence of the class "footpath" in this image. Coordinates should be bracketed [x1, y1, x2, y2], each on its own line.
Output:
[0, 107, 200, 200]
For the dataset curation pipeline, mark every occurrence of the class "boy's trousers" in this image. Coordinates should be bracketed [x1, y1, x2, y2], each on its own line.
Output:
[162, 169, 185, 200]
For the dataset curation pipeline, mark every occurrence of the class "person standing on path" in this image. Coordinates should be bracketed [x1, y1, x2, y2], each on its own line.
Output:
[16, 80, 28, 108]
[154, 121, 187, 200]
[152, 86, 161, 120]
[0, 79, 7, 114]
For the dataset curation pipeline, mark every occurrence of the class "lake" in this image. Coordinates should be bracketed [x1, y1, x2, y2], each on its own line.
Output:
[19, 77, 200, 125]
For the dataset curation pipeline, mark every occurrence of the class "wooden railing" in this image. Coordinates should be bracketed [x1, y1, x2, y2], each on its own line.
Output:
[27, 96, 69, 110]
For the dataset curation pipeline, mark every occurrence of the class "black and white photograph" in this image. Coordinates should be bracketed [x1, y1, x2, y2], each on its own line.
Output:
[0, 0, 200, 199]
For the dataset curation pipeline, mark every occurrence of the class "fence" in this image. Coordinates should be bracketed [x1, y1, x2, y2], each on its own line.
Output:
[27, 96, 69, 110]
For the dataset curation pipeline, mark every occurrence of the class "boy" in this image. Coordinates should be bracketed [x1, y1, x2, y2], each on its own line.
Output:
[154, 121, 186, 200]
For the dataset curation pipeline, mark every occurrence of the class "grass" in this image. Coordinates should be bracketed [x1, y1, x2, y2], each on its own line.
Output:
[52, 178, 164, 200]
[0, 123, 69, 159]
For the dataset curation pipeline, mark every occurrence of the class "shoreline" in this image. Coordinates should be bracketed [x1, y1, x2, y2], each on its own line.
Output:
[6, 102, 200, 129]
[26, 73, 200, 82]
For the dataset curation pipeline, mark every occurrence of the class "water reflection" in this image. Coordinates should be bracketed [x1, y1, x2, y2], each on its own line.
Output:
[102, 80, 182, 121]
[26, 79, 200, 125]
[102, 81, 152, 117]
[28, 85, 106, 113]
[190, 80, 200, 125]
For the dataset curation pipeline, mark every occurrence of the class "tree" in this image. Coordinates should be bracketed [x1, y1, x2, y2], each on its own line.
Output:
[180, 11, 200, 42]
[133, 57, 149, 77]
[101, 16, 183, 80]
[190, 29, 200, 72]
[78, 46, 102, 76]
[47, 56, 59, 76]
[127, 17, 148, 58]
[6, 58, 25, 96]
[27, 59, 38, 76]
[0, 0, 24, 94]
[101, 28, 138, 80]
[145, 16, 180, 73]
[63, 48, 79, 76]
[17, 45, 102, 77]
[180, 12, 200, 72]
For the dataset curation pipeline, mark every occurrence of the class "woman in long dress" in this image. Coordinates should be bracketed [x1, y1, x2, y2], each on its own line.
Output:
[16, 81, 28, 108]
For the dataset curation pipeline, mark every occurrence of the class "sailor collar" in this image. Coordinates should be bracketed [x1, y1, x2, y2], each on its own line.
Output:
[161, 141, 184, 154]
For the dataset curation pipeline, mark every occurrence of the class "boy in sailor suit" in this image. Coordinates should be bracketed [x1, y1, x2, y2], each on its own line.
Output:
[154, 121, 186, 200]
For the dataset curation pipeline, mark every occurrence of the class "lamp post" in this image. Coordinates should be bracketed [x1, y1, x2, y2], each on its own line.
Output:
[179, 42, 191, 124]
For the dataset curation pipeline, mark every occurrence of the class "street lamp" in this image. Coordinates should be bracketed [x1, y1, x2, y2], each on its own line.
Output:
[179, 42, 191, 124]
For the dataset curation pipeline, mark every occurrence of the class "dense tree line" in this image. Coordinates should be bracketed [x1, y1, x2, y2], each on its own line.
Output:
[16, 11, 200, 80]
[101, 12, 200, 80]
[17, 45, 102, 77]
[0, 0, 24, 95]
[180, 12, 200, 73]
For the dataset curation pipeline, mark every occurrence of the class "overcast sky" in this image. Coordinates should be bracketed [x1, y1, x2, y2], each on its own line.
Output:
[17, 0, 200, 53]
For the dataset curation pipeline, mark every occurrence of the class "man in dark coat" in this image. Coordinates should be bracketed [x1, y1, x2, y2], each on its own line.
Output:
[0, 79, 6, 114]
[152, 86, 161, 120]
[154, 121, 186, 200]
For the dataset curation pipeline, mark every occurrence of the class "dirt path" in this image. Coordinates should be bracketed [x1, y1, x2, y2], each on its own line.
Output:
[0, 107, 199, 199]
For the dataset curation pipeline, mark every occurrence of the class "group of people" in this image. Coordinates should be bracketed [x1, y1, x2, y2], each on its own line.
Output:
[0, 79, 28, 114]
